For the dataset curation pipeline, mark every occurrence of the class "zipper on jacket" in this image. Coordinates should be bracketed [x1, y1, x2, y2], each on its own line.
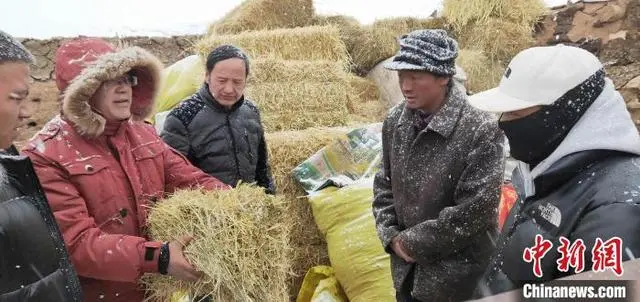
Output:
[227, 114, 242, 182]
[244, 129, 254, 162]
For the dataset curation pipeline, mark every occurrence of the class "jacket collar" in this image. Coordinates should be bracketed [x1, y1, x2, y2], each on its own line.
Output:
[396, 83, 465, 138]
[198, 84, 245, 113]
[0, 146, 32, 195]
[514, 150, 626, 199]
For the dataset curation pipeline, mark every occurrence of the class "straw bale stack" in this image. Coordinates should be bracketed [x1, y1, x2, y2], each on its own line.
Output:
[457, 49, 505, 94]
[458, 18, 537, 63]
[265, 127, 350, 298]
[346, 75, 388, 122]
[250, 58, 347, 84]
[197, 25, 350, 64]
[443, 0, 547, 31]
[246, 82, 350, 131]
[207, 0, 314, 35]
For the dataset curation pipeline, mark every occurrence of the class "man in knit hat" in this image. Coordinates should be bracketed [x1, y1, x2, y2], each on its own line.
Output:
[0, 30, 82, 301]
[372, 29, 505, 301]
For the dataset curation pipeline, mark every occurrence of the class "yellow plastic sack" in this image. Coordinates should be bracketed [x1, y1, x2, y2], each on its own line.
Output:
[152, 55, 205, 123]
[308, 179, 395, 302]
[297, 266, 348, 302]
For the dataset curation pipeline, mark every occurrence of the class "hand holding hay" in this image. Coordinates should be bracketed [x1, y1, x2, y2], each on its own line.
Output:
[166, 236, 204, 282]
[142, 185, 292, 302]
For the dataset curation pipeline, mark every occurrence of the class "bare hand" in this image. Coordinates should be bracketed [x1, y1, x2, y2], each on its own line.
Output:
[167, 236, 203, 282]
[392, 236, 415, 263]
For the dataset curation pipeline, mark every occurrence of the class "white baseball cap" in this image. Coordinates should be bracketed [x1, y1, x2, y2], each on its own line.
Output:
[468, 44, 603, 112]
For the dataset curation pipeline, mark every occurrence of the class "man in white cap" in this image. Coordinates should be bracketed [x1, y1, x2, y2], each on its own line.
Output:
[372, 29, 505, 302]
[469, 44, 640, 296]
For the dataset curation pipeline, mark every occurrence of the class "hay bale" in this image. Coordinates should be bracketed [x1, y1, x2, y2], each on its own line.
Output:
[371, 17, 449, 36]
[265, 127, 350, 299]
[265, 127, 350, 244]
[197, 25, 350, 64]
[208, 0, 314, 35]
[443, 0, 547, 30]
[459, 18, 536, 63]
[311, 15, 364, 73]
[348, 100, 389, 123]
[313, 15, 361, 28]
[247, 82, 350, 131]
[142, 186, 292, 301]
[265, 127, 350, 198]
[250, 58, 348, 84]
[346, 75, 388, 122]
[348, 17, 449, 73]
[348, 75, 380, 102]
[457, 49, 505, 94]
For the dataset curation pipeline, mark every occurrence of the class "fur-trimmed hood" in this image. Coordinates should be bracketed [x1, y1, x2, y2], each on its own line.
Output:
[60, 46, 163, 137]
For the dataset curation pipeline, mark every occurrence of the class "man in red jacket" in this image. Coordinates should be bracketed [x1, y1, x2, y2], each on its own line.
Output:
[22, 38, 229, 301]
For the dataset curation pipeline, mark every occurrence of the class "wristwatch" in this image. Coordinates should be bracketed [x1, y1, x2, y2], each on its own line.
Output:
[158, 242, 170, 275]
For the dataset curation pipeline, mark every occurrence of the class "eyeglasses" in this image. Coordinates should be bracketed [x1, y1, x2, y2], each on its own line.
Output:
[106, 73, 138, 87]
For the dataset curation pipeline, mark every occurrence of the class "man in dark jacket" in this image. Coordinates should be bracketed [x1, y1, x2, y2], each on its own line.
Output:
[0, 30, 82, 301]
[161, 45, 275, 194]
[372, 29, 505, 302]
[469, 45, 640, 297]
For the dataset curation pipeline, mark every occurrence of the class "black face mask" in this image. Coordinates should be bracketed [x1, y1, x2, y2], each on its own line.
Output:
[499, 69, 606, 167]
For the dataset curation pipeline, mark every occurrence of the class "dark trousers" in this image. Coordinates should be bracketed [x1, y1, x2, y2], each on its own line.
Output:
[396, 267, 422, 302]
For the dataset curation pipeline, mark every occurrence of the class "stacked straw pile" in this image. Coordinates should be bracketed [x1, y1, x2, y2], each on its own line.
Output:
[456, 49, 504, 94]
[313, 16, 449, 74]
[198, 25, 349, 62]
[142, 186, 292, 301]
[347, 75, 387, 124]
[264, 127, 350, 298]
[443, 0, 547, 92]
[207, 0, 314, 35]
[197, 25, 355, 131]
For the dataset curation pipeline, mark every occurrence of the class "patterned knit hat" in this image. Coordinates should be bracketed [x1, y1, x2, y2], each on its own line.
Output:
[385, 29, 458, 76]
[0, 30, 34, 64]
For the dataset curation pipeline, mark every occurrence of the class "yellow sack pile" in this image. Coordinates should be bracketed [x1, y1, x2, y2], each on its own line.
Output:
[297, 266, 348, 302]
[308, 179, 395, 302]
[153, 55, 205, 121]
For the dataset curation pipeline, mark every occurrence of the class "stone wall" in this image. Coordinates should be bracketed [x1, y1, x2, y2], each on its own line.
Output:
[536, 0, 640, 124]
[20, 35, 201, 82]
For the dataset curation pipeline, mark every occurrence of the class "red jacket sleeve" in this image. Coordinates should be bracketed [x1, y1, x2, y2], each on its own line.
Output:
[25, 150, 163, 282]
[160, 140, 230, 192]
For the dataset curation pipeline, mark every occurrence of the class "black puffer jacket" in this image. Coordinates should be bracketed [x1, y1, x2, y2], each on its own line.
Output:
[161, 84, 275, 193]
[475, 79, 640, 297]
[0, 146, 82, 301]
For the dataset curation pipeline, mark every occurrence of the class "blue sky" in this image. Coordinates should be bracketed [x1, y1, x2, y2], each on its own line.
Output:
[1, 0, 569, 38]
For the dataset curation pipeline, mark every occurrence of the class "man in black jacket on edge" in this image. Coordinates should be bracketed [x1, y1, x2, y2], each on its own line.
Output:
[0, 30, 82, 301]
[161, 45, 275, 194]
[469, 44, 640, 297]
